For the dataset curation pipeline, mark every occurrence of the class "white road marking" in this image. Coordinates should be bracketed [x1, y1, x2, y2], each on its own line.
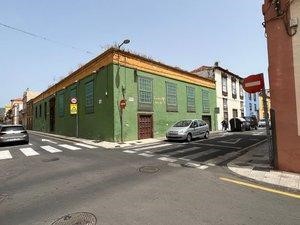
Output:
[179, 158, 191, 161]
[0, 150, 12, 160]
[75, 143, 97, 149]
[133, 143, 173, 152]
[20, 148, 39, 156]
[41, 139, 57, 144]
[219, 138, 242, 144]
[158, 157, 177, 163]
[184, 162, 201, 168]
[29, 143, 33, 146]
[138, 153, 154, 157]
[123, 150, 136, 153]
[59, 144, 81, 150]
[41, 145, 62, 153]
[197, 165, 209, 170]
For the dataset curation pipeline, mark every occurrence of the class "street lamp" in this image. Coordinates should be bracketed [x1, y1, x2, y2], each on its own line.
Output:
[118, 39, 130, 144]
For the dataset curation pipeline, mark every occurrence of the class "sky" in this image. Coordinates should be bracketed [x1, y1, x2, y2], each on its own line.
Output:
[0, 0, 268, 106]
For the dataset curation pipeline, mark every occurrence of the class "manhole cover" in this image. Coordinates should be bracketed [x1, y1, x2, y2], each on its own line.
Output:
[52, 212, 97, 225]
[42, 157, 60, 162]
[139, 166, 160, 173]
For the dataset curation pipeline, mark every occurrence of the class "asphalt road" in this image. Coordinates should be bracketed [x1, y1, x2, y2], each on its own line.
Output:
[0, 131, 299, 225]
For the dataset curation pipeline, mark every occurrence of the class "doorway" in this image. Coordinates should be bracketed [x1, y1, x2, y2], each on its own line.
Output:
[138, 114, 153, 139]
[202, 115, 212, 131]
[49, 97, 55, 132]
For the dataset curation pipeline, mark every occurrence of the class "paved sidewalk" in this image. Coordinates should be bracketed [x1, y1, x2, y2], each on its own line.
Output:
[228, 142, 300, 191]
[28, 130, 165, 149]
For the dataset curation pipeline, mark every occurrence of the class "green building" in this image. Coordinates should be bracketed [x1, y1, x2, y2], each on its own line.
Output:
[32, 48, 216, 141]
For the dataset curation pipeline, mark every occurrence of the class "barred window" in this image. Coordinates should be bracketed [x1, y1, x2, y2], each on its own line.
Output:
[70, 87, 77, 99]
[187, 86, 195, 112]
[58, 93, 64, 117]
[85, 80, 94, 114]
[166, 82, 177, 112]
[138, 77, 153, 111]
[202, 90, 210, 113]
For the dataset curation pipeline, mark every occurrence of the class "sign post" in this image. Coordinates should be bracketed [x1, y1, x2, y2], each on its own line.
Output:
[70, 97, 79, 138]
[243, 73, 273, 166]
[119, 99, 126, 143]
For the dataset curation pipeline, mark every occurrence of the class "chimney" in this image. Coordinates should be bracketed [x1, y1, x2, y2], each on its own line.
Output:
[214, 61, 219, 67]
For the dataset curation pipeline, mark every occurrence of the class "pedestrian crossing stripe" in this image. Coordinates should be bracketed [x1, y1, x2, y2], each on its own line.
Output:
[59, 144, 81, 150]
[75, 143, 97, 149]
[0, 150, 12, 159]
[41, 145, 62, 153]
[20, 148, 39, 156]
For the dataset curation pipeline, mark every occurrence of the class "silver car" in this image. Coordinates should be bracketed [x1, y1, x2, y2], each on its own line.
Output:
[0, 125, 29, 145]
[166, 119, 209, 142]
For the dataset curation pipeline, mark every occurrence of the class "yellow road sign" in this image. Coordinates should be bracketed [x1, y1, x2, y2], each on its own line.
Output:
[70, 103, 77, 114]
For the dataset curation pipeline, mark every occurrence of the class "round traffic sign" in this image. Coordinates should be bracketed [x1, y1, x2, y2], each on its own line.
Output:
[243, 73, 264, 93]
[120, 99, 126, 109]
[70, 97, 78, 104]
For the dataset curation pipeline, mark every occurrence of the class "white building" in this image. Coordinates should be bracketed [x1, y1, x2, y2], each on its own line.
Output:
[192, 63, 244, 130]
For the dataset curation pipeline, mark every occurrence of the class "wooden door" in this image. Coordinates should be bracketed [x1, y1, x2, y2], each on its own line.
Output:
[138, 114, 153, 139]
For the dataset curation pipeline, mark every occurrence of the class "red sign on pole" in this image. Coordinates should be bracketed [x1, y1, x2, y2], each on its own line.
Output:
[243, 73, 264, 93]
[120, 99, 126, 109]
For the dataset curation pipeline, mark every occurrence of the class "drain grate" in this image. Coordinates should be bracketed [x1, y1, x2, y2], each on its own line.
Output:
[42, 157, 60, 162]
[52, 212, 97, 225]
[139, 166, 160, 173]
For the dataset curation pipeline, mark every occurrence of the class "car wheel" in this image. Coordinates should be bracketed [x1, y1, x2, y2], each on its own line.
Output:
[186, 133, 192, 142]
[204, 131, 209, 139]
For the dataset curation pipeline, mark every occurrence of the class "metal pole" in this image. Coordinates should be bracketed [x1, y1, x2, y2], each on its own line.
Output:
[76, 113, 79, 138]
[262, 85, 273, 166]
[120, 108, 124, 143]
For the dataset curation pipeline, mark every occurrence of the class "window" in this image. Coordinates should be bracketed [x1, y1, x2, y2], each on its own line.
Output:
[58, 93, 65, 116]
[249, 93, 252, 100]
[232, 80, 237, 98]
[186, 86, 195, 112]
[249, 103, 252, 111]
[239, 83, 244, 98]
[253, 93, 257, 101]
[138, 77, 153, 111]
[44, 102, 47, 119]
[166, 82, 177, 112]
[35, 106, 38, 118]
[223, 98, 228, 111]
[240, 101, 244, 108]
[85, 80, 94, 114]
[222, 76, 227, 94]
[70, 87, 77, 99]
[233, 109, 238, 118]
[202, 90, 210, 113]
[39, 104, 42, 117]
[254, 104, 257, 111]
[224, 112, 228, 121]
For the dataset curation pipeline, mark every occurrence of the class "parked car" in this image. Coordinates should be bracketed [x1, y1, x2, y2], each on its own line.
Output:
[258, 119, 271, 128]
[0, 124, 29, 145]
[166, 119, 209, 142]
[243, 116, 258, 130]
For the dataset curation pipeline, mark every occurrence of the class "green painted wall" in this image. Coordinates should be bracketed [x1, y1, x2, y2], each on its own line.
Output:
[33, 64, 115, 141]
[113, 64, 217, 141]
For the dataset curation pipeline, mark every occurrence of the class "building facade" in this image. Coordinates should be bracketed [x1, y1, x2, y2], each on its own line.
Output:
[32, 48, 216, 141]
[263, 0, 300, 172]
[258, 90, 270, 120]
[244, 92, 260, 118]
[20, 89, 40, 128]
[192, 64, 244, 130]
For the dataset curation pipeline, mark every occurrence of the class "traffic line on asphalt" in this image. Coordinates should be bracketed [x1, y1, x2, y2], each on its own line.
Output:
[219, 177, 300, 199]
[123, 150, 136, 154]
[41, 139, 58, 144]
[59, 144, 81, 150]
[197, 165, 209, 170]
[20, 148, 39, 156]
[158, 157, 177, 163]
[138, 153, 154, 157]
[41, 145, 62, 153]
[0, 150, 13, 160]
[75, 143, 97, 149]
[133, 143, 173, 152]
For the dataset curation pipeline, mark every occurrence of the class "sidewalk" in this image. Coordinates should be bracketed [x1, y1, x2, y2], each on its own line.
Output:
[228, 142, 300, 191]
[28, 130, 165, 149]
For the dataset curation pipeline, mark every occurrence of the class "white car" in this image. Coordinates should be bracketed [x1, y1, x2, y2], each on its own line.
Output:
[258, 119, 271, 128]
[166, 119, 209, 142]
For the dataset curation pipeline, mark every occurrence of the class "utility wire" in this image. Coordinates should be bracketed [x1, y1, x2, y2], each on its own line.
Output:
[0, 21, 94, 55]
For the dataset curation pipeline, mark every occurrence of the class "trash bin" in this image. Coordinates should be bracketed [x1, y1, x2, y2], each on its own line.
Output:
[229, 117, 246, 132]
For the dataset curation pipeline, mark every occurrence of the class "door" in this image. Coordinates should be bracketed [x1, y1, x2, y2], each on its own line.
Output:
[202, 115, 212, 131]
[138, 114, 153, 139]
[191, 120, 200, 137]
[49, 97, 56, 132]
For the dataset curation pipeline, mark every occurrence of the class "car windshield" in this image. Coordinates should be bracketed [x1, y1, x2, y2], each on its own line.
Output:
[1, 126, 25, 132]
[173, 120, 192, 127]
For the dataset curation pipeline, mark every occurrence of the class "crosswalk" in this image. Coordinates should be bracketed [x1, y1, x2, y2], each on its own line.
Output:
[121, 141, 245, 170]
[0, 142, 98, 161]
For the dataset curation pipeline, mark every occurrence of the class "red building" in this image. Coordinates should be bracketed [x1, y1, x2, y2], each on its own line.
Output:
[262, 0, 300, 172]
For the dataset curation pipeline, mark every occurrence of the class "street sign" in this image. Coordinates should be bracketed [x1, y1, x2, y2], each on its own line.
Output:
[120, 99, 126, 109]
[243, 73, 264, 93]
[70, 103, 78, 114]
[70, 97, 78, 104]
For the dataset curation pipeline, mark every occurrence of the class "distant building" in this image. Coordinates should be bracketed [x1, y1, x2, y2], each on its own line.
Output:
[0, 108, 5, 123]
[10, 98, 23, 125]
[20, 89, 40, 128]
[244, 92, 260, 118]
[192, 63, 244, 130]
[258, 89, 271, 120]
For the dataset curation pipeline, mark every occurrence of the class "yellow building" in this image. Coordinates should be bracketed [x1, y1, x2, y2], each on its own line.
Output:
[259, 89, 271, 119]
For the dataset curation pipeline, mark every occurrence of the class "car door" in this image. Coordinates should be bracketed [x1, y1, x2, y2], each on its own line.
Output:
[198, 120, 208, 136]
[190, 120, 199, 137]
